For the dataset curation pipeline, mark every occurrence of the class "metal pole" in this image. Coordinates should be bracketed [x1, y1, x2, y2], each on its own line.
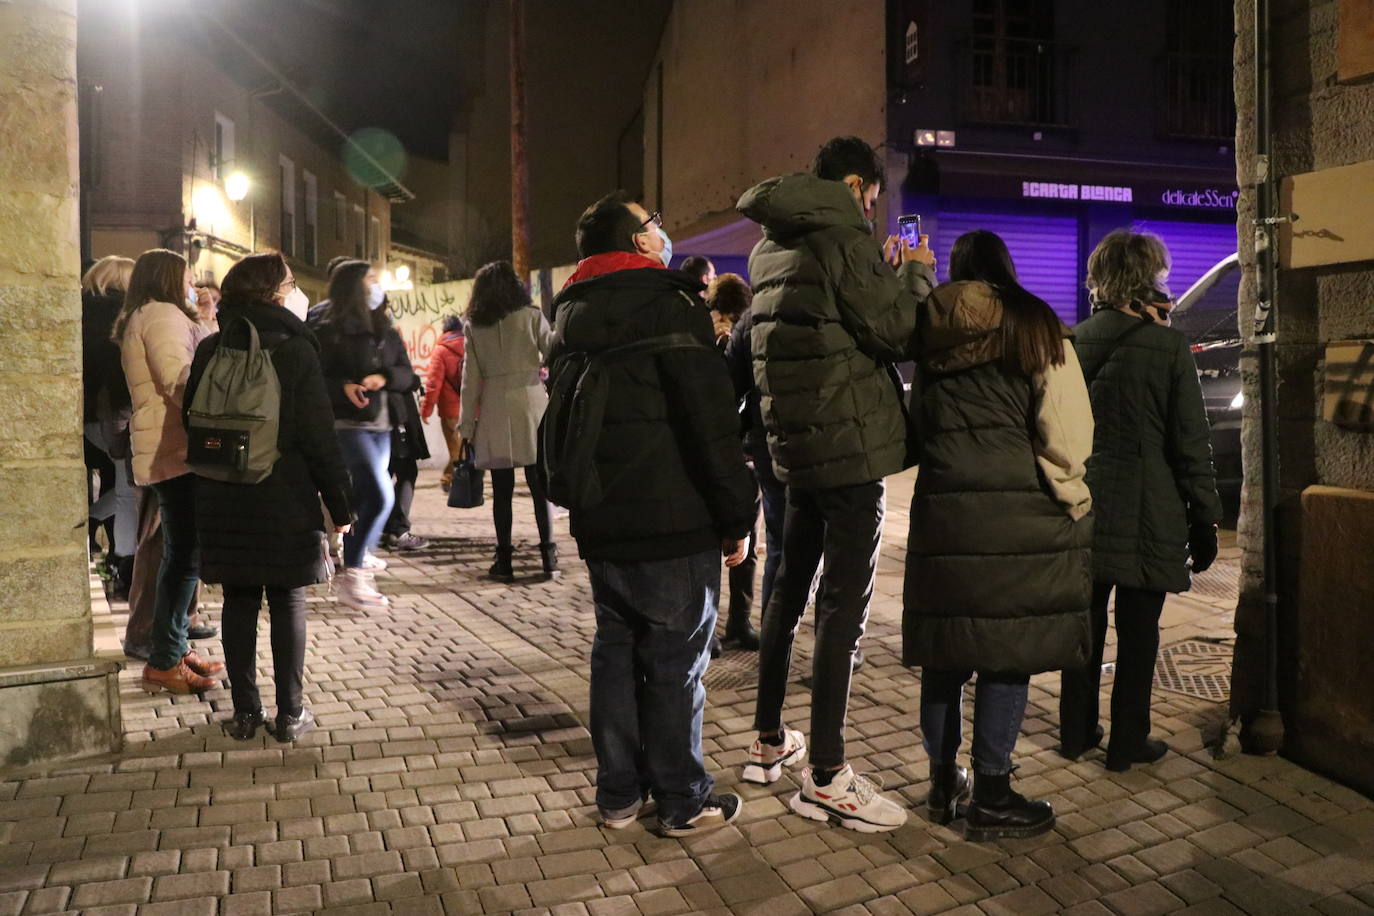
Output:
[509, 0, 530, 282]
[1247, 0, 1284, 754]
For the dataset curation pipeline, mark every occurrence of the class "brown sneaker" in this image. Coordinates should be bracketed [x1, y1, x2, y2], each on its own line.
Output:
[182, 650, 225, 677]
[141, 660, 215, 695]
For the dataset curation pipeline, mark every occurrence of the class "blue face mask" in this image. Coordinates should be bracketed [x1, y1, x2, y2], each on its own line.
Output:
[366, 282, 385, 310]
[655, 227, 673, 268]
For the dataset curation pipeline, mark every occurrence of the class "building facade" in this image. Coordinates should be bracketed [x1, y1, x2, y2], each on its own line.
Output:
[78, 5, 406, 301]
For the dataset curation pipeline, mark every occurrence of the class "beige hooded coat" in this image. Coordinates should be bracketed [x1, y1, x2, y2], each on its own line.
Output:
[120, 300, 211, 486]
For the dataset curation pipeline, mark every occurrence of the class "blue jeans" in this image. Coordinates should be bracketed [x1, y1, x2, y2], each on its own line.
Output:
[756, 459, 786, 615]
[920, 669, 1030, 776]
[337, 429, 394, 568]
[85, 422, 139, 556]
[587, 549, 719, 826]
[148, 474, 199, 670]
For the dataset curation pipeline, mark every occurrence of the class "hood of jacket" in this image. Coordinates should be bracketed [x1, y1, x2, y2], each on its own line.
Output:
[215, 298, 319, 352]
[436, 331, 464, 355]
[920, 281, 1006, 374]
[553, 261, 704, 311]
[736, 173, 868, 239]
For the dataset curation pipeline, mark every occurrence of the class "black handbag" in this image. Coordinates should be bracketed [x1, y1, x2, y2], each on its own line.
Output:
[447, 442, 484, 509]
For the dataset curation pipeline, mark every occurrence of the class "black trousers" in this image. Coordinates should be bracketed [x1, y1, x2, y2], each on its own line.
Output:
[221, 584, 307, 717]
[753, 479, 884, 768]
[490, 465, 553, 548]
[1059, 582, 1166, 755]
[384, 451, 418, 537]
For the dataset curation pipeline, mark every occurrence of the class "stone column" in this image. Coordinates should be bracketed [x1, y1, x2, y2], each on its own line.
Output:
[0, 0, 121, 770]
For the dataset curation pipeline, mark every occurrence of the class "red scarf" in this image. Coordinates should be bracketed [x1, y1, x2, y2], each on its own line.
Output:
[562, 251, 664, 288]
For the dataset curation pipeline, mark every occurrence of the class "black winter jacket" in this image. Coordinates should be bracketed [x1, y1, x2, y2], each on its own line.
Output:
[311, 306, 419, 427]
[1074, 309, 1222, 592]
[725, 309, 768, 464]
[82, 290, 131, 423]
[185, 300, 353, 588]
[548, 266, 757, 562]
[737, 174, 934, 489]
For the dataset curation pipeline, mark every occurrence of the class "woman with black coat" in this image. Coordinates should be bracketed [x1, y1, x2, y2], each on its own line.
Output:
[312, 260, 418, 610]
[185, 252, 353, 742]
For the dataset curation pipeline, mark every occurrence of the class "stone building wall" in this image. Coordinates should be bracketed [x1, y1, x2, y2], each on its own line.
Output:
[1231, 0, 1374, 792]
[0, 0, 121, 771]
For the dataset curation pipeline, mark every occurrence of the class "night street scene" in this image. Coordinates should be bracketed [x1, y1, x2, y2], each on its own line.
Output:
[2, 0, 1374, 914]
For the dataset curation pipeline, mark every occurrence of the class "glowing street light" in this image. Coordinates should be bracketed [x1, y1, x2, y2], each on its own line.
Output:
[225, 171, 251, 202]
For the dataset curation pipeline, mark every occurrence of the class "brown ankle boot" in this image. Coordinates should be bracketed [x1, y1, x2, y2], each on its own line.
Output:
[141, 660, 215, 695]
[182, 650, 225, 677]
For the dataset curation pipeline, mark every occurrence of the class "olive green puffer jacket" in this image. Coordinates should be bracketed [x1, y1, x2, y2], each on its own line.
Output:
[737, 174, 934, 489]
[903, 282, 1093, 674]
[1074, 308, 1222, 593]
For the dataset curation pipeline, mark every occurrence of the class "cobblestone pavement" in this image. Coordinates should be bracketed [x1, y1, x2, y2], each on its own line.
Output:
[3, 469, 1372, 916]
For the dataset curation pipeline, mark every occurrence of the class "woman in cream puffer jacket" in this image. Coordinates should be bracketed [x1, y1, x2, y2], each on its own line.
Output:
[114, 248, 223, 696]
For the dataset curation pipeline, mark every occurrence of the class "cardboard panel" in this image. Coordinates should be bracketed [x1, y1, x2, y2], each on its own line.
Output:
[1279, 159, 1374, 269]
[1338, 0, 1374, 83]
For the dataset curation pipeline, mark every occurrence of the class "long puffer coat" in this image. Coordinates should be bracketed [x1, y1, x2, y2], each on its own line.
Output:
[1073, 308, 1222, 593]
[903, 282, 1094, 674]
[459, 305, 550, 470]
[120, 300, 211, 485]
[736, 173, 934, 489]
[312, 307, 418, 426]
[185, 299, 352, 588]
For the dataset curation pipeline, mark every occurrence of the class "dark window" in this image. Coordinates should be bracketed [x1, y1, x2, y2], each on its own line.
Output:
[1160, 0, 1236, 140]
[279, 163, 295, 258]
[960, 0, 1069, 127]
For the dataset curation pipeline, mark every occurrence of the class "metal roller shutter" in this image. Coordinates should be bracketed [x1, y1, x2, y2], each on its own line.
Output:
[933, 209, 1082, 325]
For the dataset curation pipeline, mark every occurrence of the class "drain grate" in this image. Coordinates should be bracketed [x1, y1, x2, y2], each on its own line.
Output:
[1189, 555, 1241, 601]
[1155, 638, 1233, 702]
[705, 646, 810, 691]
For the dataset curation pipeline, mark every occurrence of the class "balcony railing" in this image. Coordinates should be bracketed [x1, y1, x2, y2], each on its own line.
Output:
[1158, 52, 1236, 141]
[954, 36, 1076, 129]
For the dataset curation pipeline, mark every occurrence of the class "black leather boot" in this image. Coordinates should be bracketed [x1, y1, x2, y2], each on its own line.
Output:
[927, 763, 971, 825]
[964, 771, 1054, 842]
[1105, 737, 1168, 772]
[723, 605, 760, 651]
[489, 546, 515, 582]
[222, 708, 266, 741]
[1058, 724, 1105, 761]
[539, 542, 560, 580]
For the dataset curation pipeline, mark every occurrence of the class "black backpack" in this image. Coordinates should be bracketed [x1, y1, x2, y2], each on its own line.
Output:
[541, 331, 706, 510]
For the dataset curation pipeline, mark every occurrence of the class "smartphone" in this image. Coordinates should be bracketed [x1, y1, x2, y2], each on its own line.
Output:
[898, 214, 922, 247]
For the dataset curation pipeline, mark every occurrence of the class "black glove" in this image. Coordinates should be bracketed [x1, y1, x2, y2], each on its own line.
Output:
[1189, 523, 1219, 574]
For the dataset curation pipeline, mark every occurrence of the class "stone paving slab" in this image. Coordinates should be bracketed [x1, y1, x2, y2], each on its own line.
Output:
[3, 468, 1370, 915]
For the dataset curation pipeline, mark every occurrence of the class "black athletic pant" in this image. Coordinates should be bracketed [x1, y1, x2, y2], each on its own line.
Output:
[753, 480, 884, 768]
[384, 451, 418, 537]
[490, 465, 553, 548]
[221, 584, 307, 717]
[1059, 582, 1166, 755]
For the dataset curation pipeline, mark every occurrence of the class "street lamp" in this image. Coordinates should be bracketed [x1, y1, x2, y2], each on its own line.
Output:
[225, 171, 251, 202]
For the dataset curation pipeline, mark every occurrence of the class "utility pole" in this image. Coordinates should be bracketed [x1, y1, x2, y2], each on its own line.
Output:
[509, 0, 530, 281]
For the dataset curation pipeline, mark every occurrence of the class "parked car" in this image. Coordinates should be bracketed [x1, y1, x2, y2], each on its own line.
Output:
[1174, 253, 1242, 524]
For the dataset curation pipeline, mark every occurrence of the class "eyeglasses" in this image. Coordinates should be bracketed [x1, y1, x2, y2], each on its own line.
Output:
[639, 210, 662, 230]
[280, 278, 298, 291]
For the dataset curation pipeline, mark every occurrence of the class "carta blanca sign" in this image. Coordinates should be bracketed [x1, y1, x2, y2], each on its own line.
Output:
[1019, 180, 1238, 210]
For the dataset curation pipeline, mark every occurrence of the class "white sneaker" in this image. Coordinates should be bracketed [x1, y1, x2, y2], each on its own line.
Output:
[742, 728, 807, 784]
[336, 568, 390, 611]
[790, 764, 908, 833]
[362, 551, 387, 571]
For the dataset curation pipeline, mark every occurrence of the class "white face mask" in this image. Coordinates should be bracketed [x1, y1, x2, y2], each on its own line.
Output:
[654, 227, 673, 268]
[284, 286, 310, 322]
[366, 282, 385, 310]
[186, 288, 198, 310]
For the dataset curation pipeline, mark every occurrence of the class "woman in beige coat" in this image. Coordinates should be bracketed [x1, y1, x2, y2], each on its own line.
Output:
[114, 248, 224, 695]
[458, 260, 557, 581]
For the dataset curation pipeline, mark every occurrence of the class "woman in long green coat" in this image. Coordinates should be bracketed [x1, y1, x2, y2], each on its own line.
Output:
[1059, 229, 1223, 772]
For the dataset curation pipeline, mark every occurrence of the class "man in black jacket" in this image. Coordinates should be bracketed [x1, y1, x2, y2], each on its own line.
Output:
[735, 136, 935, 832]
[548, 191, 757, 837]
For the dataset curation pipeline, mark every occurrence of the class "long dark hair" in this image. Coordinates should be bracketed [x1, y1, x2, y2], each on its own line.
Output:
[324, 259, 387, 336]
[466, 260, 531, 327]
[113, 248, 193, 342]
[221, 252, 287, 306]
[948, 230, 1065, 376]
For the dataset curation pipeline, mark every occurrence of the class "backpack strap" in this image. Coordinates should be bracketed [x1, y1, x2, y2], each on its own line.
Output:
[1083, 319, 1150, 385]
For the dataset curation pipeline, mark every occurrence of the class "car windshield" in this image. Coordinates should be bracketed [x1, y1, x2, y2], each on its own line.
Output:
[1174, 264, 1241, 344]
